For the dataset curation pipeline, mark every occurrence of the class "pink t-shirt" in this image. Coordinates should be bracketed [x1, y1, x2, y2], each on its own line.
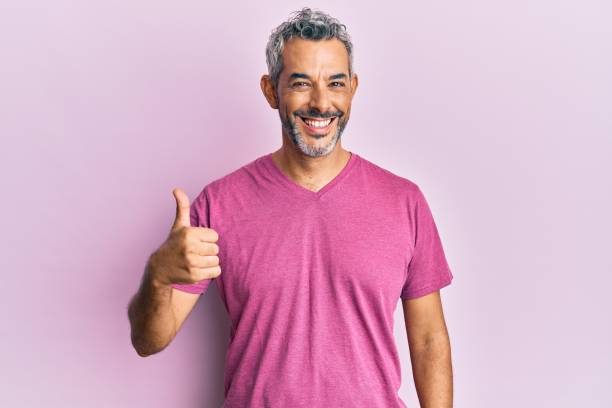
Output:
[171, 151, 454, 407]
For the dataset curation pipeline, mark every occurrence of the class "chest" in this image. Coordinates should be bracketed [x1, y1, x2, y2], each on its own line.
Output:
[212, 196, 414, 307]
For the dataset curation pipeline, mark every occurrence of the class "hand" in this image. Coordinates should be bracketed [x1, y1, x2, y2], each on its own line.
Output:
[149, 188, 221, 286]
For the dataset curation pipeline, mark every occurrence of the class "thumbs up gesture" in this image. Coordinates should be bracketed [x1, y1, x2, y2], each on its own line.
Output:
[148, 188, 221, 287]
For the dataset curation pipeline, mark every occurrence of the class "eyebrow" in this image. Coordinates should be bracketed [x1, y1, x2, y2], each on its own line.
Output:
[288, 72, 348, 81]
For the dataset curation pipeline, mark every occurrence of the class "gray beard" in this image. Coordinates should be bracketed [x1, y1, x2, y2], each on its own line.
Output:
[280, 112, 347, 158]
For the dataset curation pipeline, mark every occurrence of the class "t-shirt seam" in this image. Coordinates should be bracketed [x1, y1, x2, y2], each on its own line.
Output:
[401, 269, 453, 299]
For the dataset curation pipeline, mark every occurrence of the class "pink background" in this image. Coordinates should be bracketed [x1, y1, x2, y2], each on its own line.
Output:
[1, 1, 611, 407]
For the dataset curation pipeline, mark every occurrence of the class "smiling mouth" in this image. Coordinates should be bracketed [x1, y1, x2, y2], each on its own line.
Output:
[298, 116, 337, 134]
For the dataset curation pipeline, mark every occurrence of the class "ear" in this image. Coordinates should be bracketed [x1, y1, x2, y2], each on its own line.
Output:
[260, 75, 279, 109]
[350, 72, 359, 97]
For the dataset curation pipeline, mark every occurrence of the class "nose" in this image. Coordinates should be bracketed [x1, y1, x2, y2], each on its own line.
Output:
[308, 84, 333, 115]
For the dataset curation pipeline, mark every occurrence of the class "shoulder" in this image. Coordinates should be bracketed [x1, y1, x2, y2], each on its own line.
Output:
[203, 154, 267, 199]
[356, 153, 422, 198]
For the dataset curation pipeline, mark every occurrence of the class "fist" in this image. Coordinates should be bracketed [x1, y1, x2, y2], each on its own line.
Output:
[149, 188, 221, 286]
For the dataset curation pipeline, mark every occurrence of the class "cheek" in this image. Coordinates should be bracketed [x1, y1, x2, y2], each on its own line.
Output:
[340, 103, 351, 117]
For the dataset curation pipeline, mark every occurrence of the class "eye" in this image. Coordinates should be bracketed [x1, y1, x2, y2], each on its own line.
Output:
[331, 82, 346, 87]
[292, 81, 310, 88]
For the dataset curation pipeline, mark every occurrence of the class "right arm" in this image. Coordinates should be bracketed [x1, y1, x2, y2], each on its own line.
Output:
[127, 255, 200, 357]
[127, 187, 220, 357]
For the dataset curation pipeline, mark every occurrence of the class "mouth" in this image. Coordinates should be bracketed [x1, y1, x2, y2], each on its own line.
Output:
[298, 116, 337, 135]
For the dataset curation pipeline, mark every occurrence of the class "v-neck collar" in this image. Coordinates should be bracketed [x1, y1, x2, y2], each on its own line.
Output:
[262, 151, 359, 200]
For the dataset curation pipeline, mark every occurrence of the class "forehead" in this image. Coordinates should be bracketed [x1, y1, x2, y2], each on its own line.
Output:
[281, 37, 349, 76]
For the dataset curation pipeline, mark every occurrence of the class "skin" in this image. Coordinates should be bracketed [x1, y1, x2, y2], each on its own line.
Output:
[260, 37, 358, 192]
[261, 37, 453, 406]
[403, 291, 454, 407]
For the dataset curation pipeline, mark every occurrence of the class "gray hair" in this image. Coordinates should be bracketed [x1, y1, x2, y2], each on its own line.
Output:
[265, 7, 354, 91]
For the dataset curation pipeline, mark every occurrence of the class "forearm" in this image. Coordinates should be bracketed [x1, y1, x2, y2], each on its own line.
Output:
[409, 334, 453, 408]
[127, 255, 177, 357]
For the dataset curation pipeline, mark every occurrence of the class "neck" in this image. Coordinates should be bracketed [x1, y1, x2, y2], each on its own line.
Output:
[271, 142, 351, 193]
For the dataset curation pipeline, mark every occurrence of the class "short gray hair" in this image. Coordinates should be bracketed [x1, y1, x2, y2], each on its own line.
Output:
[265, 7, 354, 90]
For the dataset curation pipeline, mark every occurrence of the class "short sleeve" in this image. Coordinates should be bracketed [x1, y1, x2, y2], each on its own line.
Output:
[170, 186, 215, 295]
[401, 186, 454, 300]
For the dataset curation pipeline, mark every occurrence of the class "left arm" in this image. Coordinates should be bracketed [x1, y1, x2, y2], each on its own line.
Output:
[402, 290, 453, 408]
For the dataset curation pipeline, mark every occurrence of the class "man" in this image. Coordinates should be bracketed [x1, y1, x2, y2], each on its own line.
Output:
[128, 7, 454, 408]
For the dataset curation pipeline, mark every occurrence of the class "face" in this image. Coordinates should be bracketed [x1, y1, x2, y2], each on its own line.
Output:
[261, 37, 359, 158]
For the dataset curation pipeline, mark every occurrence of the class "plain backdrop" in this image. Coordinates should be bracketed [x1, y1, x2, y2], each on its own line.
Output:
[1, 1, 611, 407]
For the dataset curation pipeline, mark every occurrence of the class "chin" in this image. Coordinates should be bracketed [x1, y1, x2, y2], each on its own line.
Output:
[295, 132, 339, 158]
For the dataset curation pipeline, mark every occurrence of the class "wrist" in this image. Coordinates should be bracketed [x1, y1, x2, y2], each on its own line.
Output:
[146, 252, 169, 289]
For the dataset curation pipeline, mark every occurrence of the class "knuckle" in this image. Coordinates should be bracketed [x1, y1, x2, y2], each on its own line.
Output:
[186, 264, 221, 280]
[208, 228, 219, 242]
[207, 255, 220, 266]
[209, 266, 222, 278]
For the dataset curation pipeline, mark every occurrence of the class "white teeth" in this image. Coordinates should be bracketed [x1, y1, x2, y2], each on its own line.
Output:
[303, 118, 332, 128]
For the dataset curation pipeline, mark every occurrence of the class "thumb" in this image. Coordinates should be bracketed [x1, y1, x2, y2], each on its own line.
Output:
[171, 188, 191, 230]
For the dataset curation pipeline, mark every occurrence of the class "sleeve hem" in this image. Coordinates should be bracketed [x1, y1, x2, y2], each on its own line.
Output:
[400, 273, 453, 300]
[170, 284, 204, 295]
